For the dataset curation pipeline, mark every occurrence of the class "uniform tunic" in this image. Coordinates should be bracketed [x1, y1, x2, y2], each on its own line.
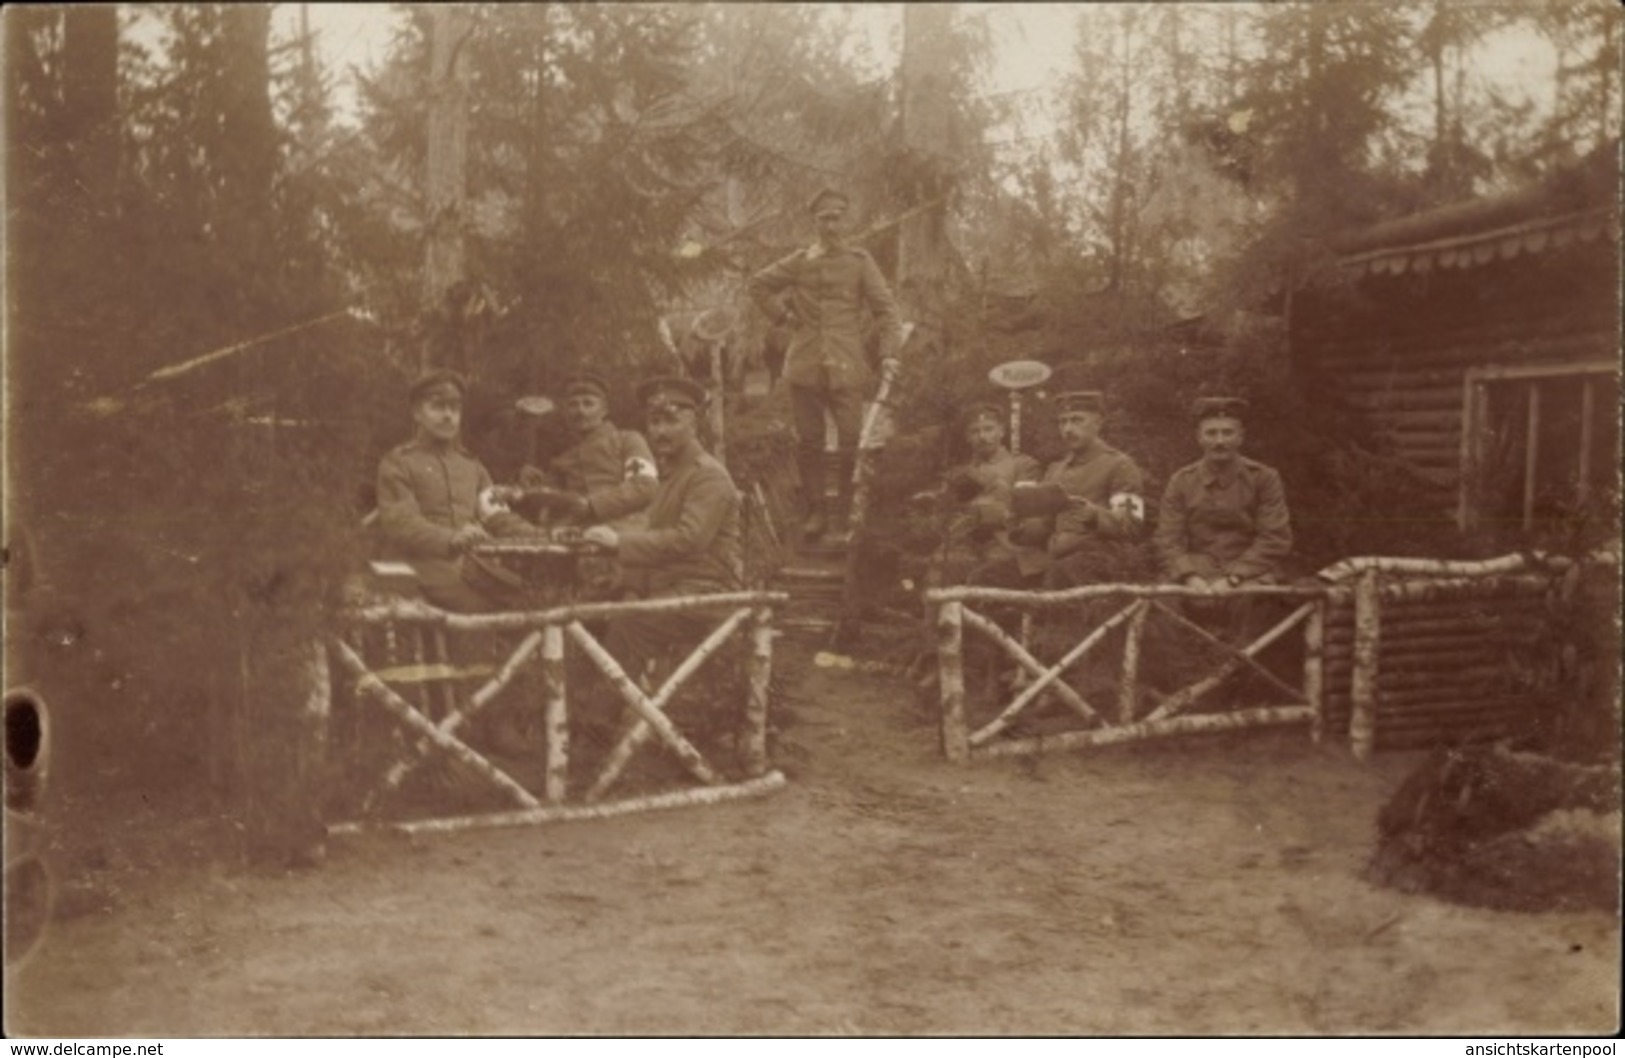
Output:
[548, 421, 657, 529]
[747, 243, 903, 394]
[1154, 456, 1292, 582]
[618, 440, 742, 597]
[375, 438, 534, 610]
[607, 439, 742, 679]
[1009, 441, 1145, 579]
[944, 445, 1042, 576]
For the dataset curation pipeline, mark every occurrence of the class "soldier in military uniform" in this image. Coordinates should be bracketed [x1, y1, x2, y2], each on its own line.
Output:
[518, 371, 658, 531]
[940, 401, 1041, 584]
[583, 377, 742, 684]
[1155, 397, 1292, 590]
[975, 390, 1147, 589]
[375, 369, 542, 613]
[1155, 397, 1292, 649]
[748, 187, 904, 540]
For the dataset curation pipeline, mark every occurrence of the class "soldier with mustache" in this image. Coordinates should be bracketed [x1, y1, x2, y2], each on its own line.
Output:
[1154, 396, 1292, 594]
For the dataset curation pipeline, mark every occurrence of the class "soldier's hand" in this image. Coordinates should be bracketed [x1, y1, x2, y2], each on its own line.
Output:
[1183, 574, 1213, 594]
[450, 523, 492, 553]
[969, 497, 1006, 528]
[880, 356, 902, 378]
[478, 487, 517, 524]
[543, 488, 591, 521]
[582, 525, 619, 551]
[527, 486, 587, 518]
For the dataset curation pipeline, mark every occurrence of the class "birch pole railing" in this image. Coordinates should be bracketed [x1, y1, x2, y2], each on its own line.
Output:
[926, 552, 1590, 762]
[325, 591, 788, 836]
[926, 583, 1331, 762]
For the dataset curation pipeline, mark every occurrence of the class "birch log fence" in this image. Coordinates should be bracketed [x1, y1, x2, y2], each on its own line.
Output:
[928, 583, 1330, 763]
[322, 591, 788, 836]
[926, 551, 1604, 763]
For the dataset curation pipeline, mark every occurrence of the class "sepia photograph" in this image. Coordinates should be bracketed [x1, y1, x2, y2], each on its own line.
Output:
[3, 1, 1620, 1039]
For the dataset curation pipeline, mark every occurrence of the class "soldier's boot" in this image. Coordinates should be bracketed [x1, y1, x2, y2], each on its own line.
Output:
[827, 449, 858, 543]
[797, 446, 827, 540]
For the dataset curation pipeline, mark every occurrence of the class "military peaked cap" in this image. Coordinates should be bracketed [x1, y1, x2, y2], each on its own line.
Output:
[1193, 396, 1249, 423]
[807, 187, 851, 217]
[562, 371, 610, 400]
[409, 368, 468, 405]
[1054, 390, 1106, 415]
[963, 402, 1006, 430]
[636, 375, 707, 415]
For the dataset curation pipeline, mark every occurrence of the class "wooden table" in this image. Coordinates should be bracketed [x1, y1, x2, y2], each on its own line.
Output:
[470, 536, 609, 608]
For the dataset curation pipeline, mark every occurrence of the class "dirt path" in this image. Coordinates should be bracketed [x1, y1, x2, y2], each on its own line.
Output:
[7, 645, 1619, 1036]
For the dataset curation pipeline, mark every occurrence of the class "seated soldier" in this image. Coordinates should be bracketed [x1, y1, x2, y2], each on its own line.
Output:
[940, 401, 1040, 584]
[583, 376, 742, 685]
[376, 369, 543, 613]
[974, 390, 1146, 590]
[1155, 396, 1292, 641]
[520, 370, 658, 531]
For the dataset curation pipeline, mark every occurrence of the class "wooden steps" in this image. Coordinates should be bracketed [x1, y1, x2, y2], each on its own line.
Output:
[771, 541, 849, 640]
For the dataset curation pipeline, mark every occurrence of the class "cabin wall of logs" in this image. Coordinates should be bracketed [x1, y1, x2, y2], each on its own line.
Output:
[1294, 236, 1618, 518]
[1317, 556, 1591, 757]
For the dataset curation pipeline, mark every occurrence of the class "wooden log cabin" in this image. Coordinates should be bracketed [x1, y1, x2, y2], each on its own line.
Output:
[1291, 144, 1620, 542]
[1292, 146, 1619, 750]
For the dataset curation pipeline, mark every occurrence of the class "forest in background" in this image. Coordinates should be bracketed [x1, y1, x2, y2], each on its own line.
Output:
[4, 3, 1619, 853]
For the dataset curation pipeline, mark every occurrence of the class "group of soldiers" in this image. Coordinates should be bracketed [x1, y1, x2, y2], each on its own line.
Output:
[373, 185, 1295, 699]
[940, 392, 1294, 597]
[375, 368, 737, 680]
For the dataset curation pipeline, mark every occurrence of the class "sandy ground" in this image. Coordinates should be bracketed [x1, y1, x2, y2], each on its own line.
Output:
[6, 643, 1620, 1037]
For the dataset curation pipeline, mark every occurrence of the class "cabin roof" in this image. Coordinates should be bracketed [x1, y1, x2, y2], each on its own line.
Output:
[1331, 143, 1620, 279]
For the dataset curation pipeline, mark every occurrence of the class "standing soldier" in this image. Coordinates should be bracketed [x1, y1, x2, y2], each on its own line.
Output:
[519, 370, 658, 532]
[375, 369, 542, 613]
[1155, 396, 1292, 599]
[941, 401, 1041, 584]
[979, 390, 1147, 589]
[583, 377, 742, 683]
[748, 187, 905, 541]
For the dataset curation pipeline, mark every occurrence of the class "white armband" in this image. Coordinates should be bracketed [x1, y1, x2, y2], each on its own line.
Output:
[624, 456, 658, 483]
[1109, 492, 1145, 522]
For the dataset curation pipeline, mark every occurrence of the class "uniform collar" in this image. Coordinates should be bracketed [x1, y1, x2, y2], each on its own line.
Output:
[658, 437, 703, 472]
[971, 444, 1010, 466]
[805, 237, 847, 260]
[575, 420, 616, 443]
[1063, 438, 1109, 465]
[408, 435, 466, 456]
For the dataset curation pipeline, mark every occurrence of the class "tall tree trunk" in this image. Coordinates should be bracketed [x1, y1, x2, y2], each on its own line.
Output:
[1429, 3, 1448, 171]
[219, 4, 277, 324]
[1598, 9, 1616, 147]
[1106, 8, 1136, 293]
[424, 5, 474, 373]
[897, 3, 953, 329]
[61, 6, 118, 212]
[521, 5, 552, 391]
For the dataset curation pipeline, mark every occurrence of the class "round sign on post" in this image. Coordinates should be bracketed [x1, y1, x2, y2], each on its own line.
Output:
[988, 360, 1052, 391]
[988, 361, 1052, 454]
